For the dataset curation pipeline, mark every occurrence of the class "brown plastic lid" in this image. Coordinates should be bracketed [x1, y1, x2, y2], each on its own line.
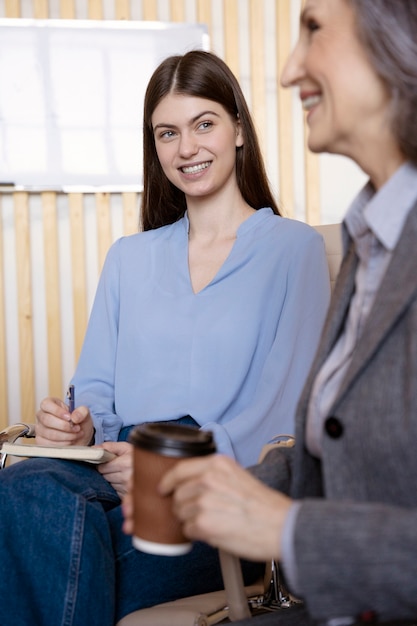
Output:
[129, 422, 216, 457]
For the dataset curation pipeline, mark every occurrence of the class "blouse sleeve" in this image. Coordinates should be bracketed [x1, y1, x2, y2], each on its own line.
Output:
[70, 239, 123, 443]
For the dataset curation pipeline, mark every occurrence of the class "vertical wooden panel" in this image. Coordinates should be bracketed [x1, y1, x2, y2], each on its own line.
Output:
[34, 0, 49, 17]
[143, 0, 158, 20]
[249, 0, 266, 151]
[276, 0, 294, 216]
[304, 119, 321, 224]
[5, 0, 20, 17]
[169, 0, 185, 22]
[115, 0, 130, 20]
[69, 194, 88, 361]
[14, 192, 36, 422]
[88, 0, 103, 19]
[96, 192, 112, 272]
[122, 192, 140, 235]
[223, 0, 239, 79]
[197, 0, 211, 35]
[42, 192, 63, 399]
[0, 199, 8, 428]
[60, 0, 75, 18]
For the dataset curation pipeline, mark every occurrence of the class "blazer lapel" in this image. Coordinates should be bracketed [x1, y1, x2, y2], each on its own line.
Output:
[292, 241, 358, 497]
[298, 238, 358, 415]
[335, 205, 417, 403]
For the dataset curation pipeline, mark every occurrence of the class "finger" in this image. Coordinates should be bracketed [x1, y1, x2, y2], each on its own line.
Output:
[35, 426, 81, 444]
[159, 455, 216, 495]
[69, 406, 90, 425]
[100, 441, 133, 456]
[37, 397, 71, 422]
[36, 413, 81, 437]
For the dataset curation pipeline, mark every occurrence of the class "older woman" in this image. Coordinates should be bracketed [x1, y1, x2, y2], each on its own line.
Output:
[156, 1, 417, 624]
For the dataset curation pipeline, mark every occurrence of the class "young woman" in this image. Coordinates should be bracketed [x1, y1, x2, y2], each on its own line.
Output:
[152, 4, 417, 625]
[0, 51, 329, 625]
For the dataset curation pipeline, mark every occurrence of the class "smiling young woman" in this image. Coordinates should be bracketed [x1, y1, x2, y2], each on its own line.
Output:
[0, 50, 330, 625]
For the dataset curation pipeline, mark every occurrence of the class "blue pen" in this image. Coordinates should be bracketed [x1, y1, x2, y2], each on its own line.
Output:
[67, 385, 75, 413]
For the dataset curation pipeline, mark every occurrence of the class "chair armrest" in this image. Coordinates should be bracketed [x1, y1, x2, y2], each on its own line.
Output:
[0, 423, 36, 469]
[259, 434, 295, 462]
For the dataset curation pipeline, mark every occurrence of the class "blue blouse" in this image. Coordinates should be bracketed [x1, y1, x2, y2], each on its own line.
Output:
[71, 208, 330, 466]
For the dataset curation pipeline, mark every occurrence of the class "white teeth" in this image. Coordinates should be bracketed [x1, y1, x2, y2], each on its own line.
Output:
[181, 161, 210, 174]
[302, 95, 321, 111]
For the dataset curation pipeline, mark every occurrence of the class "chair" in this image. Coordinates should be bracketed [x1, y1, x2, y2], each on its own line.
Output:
[0, 223, 343, 625]
[313, 223, 343, 291]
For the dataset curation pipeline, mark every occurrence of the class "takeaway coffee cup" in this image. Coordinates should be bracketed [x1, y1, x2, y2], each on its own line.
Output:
[129, 421, 216, 556]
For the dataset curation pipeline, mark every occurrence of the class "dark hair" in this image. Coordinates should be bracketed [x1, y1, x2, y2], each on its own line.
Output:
[141, 50, 281, 231]
[350, 0, 417, 164]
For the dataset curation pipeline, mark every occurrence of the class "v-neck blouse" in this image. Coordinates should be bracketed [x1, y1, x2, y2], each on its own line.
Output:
[71, 208, 330, 466]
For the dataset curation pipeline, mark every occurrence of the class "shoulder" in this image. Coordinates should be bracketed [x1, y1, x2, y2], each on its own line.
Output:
[107, 219, 183, 257]
[277, 215, 321, 241]
[258, 211, 323, 248]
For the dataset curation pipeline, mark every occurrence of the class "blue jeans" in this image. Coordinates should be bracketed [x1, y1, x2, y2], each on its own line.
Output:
[0, 444, 263, 625]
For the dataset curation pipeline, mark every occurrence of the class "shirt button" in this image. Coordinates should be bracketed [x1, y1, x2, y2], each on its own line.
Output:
[358, 609, 378, 623]
[325, 416, 344, 438]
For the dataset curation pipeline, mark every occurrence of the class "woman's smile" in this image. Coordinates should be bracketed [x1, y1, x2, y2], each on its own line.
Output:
[180, 161, 212, 175]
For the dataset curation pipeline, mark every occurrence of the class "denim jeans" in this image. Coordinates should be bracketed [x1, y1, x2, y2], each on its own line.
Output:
[0, 452, 263, 625]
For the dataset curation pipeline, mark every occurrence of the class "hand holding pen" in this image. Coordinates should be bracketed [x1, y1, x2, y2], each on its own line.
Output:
[66, 385, 94, 444]
[36, 387, 94, 446]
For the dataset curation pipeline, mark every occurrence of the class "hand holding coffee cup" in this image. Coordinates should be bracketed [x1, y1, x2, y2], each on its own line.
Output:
[129, 421, 216, 556]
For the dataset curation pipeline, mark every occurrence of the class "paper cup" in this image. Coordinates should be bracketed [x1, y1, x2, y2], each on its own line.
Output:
[129, 422, 215, 556]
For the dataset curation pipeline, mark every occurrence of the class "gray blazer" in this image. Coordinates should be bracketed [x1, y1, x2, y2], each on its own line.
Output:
[253, 204, 417, 624]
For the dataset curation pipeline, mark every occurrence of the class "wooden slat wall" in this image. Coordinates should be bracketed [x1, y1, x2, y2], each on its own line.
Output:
[0, 197, 7, 424]
[0, 0, 320, 428]
[223, 0, 239, 78]
[276, 0, 294, 215]
[14, 192, 36, 421]
[42, 192, 62, 398]
[249, 0, 266, 151]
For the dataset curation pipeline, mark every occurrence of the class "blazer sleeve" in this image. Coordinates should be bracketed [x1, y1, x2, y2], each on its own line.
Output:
[292, 498, 417, 623]
[248, 445, 294, 495]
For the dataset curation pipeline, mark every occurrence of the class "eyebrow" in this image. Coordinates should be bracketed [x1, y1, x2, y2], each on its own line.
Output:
[153, 110, 221, 132]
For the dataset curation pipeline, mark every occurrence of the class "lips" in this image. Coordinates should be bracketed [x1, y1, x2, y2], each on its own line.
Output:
[180, 161, 211, 174]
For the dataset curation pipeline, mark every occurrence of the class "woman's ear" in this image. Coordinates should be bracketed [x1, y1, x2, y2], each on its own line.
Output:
[235, 117, 244, 148]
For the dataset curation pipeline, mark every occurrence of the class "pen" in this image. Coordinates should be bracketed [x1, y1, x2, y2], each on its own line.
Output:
[67, 385, 75, 413]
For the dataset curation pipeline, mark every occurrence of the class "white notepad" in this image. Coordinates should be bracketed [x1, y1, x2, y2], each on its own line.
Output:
[1, 442, 116, 464]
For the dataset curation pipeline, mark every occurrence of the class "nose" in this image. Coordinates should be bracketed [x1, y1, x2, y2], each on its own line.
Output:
[280, 40, 305, 89]
[178, 131, 198, 158]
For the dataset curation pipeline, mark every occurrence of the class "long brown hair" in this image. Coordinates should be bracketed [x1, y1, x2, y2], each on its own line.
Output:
[141, 50, 281, 231]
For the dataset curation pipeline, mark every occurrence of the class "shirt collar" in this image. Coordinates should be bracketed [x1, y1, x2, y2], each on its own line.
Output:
[345, 162, 417, 251]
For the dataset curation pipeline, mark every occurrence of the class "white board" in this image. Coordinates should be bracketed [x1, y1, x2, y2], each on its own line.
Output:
[0, 19, 209, 190]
